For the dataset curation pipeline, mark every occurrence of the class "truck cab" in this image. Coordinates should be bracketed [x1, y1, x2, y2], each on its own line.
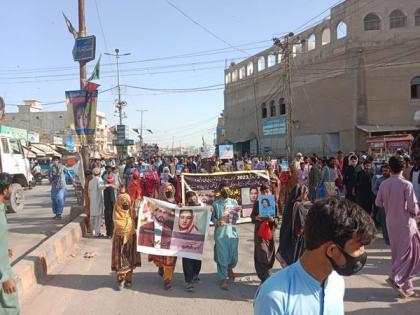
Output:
[0, 135, 33, 212]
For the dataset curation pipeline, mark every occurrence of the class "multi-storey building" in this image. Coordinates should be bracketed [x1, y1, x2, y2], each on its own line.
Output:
[224, 0, 420, 156]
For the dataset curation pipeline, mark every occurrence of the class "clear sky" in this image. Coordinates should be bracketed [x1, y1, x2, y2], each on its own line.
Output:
[0, 0, 341, 147]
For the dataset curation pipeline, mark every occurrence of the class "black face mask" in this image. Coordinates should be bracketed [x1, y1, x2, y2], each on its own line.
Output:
[165, 191, 173, 199]
[327, 245, 367, 277]
[220, 191, 229, 199]
[122, 203, 130, 211]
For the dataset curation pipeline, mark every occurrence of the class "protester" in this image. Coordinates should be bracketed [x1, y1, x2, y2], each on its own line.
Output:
[254, 197, 376, 315]
[320, 157, 338, 197]
[88, 168, 105, 237]
[148, 183, 178, 290]
[251, 184, 279, 283]
[371, 164, 391, 245]
[355, 160, 375, 214]
[49, 155, 67, 220]
[403, 155, 413, 181]
[118, 159, 126, 185]
[409, 154, 420, 202]
[127, 170, 143, 214]
[211, 181, 240, 290]
[296, 161, 308, 186]
[111, 193, 141, 290]
[308, 157, 321, 201]
[0, 173, 19, 313]
[375, 156, 420, 298]
[182, 191, 203, 292]
[103, 174, 117, 238]
[343, 155, 360, 202]
[83, 170, 93, 233]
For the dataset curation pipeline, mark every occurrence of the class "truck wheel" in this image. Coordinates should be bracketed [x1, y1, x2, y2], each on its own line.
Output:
[7, 183, 25, 213]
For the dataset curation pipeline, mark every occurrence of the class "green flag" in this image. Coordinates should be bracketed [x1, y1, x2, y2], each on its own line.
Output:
[88, 55, 101, 81]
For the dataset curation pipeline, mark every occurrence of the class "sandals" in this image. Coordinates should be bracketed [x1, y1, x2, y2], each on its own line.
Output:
[228, 269, 236, 281]
[220, 279, 229, 291]
[386, 278, 420, 299]
[164, 280, 172, 290]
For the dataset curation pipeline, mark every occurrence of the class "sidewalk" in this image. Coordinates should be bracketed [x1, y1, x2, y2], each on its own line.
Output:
[20, 223, 420, 315]
[7, 184, 79, 265]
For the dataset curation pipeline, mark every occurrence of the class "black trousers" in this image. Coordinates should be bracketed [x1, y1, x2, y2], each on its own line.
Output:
[104, 203, 114, 237]
[182, 258, 202, 283]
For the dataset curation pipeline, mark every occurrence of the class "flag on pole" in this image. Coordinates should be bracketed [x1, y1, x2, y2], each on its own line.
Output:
[62, 12, 78, 38]
[88, 55, 101, 81]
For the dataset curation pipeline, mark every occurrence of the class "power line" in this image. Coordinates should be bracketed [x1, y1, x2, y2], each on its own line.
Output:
[164, 0, 250, 57]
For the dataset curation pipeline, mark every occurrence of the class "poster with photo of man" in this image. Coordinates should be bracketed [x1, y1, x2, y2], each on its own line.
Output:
[137, 197, 211, 260]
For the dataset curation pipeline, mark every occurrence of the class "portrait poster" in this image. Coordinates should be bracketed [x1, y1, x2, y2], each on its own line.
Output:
[66, 89, 97, 144]
[182, 171, 269, 221]
[236, 161, 244, 171]
[258, 195, 276, 218]
[137, 197, 211, 260]
[219, 144, 234, 160]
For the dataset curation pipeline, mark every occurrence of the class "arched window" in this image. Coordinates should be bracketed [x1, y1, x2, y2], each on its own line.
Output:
[307, 34, 316, 51]
[261, 103, 267, 119]
[279, 98, 286, 115]
[336, 21, 347, 39]
[231, 69, 238, 82]
[239, 67, 246, 80]
[390, 10, 407, 28]
[270, 100, 276, 117]
[364, 13, 381, 31]
[415, 8, 420, 26]
[247, 62, 254, 76]
[411, 76, 420, 99]
[293, 43, 303, 58]
[258, 56, 266, 71]
[322, 28, 331, 46]
[267, 54, 276, 67]
[225, 72, 231, 84]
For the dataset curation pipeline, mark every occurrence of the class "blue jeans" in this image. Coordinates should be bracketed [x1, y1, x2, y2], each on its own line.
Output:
[51, 187, 66, 215]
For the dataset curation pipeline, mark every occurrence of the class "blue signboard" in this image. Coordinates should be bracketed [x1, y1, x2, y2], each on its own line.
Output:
[262, 118, 286, 136]
[72, 36, 96, 62]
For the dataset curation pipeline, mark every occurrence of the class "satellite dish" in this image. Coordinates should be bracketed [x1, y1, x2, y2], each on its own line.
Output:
[0, 97, 4, 120]
[414, 111, 420, 122]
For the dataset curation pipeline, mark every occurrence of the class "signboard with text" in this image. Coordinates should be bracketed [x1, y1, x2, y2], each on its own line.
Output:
[72, 36, 96, 62]
[263, 118, 286, 136]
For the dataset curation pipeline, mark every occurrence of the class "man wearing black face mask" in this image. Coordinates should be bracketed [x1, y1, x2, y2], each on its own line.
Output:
[255, 197, 376, 315]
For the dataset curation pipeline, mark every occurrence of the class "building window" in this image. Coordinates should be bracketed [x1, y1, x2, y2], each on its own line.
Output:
[267, 54, 276, 67]
[270, 101, 276, 117]
[336, 21, 347, 39]
[239, 67, 246, 79]
[321, 28, 331, 46]
[279, 98, 286, 115]
[307, 34, 316, 51]
[258, 56, 266, 71]
[415, 8, 420, 26]
[364, 13, 381, 31]
[411, 76, 420, 99]
[278, 52, 283, 63]
[247, 62, 254, 76]
[261, 103, 267, 119]
[293, 43, 302, 58]
[225, 73, 231, 84]
[232, 70, 238, 82]
[390, 10, 407, 29]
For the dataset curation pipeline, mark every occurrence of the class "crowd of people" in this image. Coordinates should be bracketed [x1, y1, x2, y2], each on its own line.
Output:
[1, 148, 419, 314]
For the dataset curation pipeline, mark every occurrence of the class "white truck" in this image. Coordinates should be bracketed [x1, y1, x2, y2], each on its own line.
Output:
[0, 134, 33, 212]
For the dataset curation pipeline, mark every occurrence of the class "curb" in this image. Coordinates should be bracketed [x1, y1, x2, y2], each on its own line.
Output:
[13, 206, 86, 302]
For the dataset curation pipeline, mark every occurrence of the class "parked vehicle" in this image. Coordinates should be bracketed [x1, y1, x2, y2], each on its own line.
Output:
[0, 134, 33, 212]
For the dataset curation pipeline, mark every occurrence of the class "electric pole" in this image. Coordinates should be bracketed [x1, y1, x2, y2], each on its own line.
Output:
[136, 109, 148, 149]
[78, 0, 90, 175]
[104, 49, 130, 125]
[274, 33, 301, 161]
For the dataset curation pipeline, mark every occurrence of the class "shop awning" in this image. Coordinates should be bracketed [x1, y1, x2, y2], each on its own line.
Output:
[31, 144, 62, 157]
[22, 146, 37, 159]
[27, 145, 46, 157]
[357, 125, 419, 133]
[226, 132, 257, 144]
[54, 145, 76, 156]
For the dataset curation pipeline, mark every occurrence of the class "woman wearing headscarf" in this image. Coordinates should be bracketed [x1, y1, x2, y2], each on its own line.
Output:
[111, 193, 141, 290]
[128, 170, 143, 216]
[251, 183, 280, 283]
[148, 182, 178, 290]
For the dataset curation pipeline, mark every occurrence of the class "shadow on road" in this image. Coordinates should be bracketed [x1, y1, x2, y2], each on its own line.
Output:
[345, 300, 420, 315]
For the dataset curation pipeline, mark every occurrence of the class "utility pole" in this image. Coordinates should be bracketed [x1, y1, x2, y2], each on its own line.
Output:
[136, 109, 148, 149]
[273, 33, 301, 161]
[104, 49, 130, 125]
[78, 0, 90, 175]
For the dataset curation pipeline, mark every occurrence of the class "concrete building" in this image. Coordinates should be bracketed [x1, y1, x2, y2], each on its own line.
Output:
[224, 0, 420, 157]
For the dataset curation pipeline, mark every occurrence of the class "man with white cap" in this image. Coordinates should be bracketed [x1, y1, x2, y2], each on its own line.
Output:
[88, 167, 106, 237]
[293, 153, 303, 170]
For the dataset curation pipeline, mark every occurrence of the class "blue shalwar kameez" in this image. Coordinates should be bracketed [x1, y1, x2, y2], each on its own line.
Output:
[211, 198, 239, 280]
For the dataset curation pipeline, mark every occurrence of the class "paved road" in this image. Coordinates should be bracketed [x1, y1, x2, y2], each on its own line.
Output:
[7, 183, 78, 265]
[20, 223, 420, 315]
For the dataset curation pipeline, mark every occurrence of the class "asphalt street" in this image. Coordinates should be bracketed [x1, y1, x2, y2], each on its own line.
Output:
[20, 222, 420, 315]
